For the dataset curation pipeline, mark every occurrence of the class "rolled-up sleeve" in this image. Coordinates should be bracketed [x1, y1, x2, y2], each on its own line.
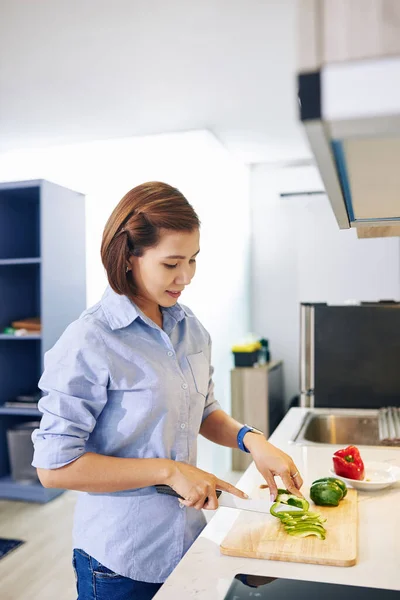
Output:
[201, 336, 221, 422]
[32, 320, 109, 470]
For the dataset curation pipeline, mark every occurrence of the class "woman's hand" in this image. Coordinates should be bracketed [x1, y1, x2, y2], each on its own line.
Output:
[165, 461, 248, 510]
[243, 433, 303, 501]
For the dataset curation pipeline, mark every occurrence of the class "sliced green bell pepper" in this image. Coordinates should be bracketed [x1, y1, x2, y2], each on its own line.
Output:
[287, 527, 326, 540]
[270, 489, 327, 539]
[280, 514, 326, 525]
[285, 522, 326, 531]
[275, 489, 310, 512]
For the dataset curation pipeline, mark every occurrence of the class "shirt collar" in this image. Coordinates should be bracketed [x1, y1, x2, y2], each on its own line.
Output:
[101, 285, 187, 331]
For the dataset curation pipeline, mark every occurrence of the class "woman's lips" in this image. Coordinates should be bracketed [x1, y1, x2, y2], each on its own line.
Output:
[166, 290, 181, 298]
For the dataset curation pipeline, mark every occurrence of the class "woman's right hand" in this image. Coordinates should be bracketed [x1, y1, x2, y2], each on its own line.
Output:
[165, 461, 248, 510]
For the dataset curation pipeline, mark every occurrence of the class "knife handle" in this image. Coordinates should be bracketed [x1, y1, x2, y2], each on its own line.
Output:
[155, 484, 222, 500]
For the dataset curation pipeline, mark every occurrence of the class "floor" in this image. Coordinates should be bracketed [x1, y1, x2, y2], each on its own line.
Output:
[0, 491, 78, 600]
[0, 471, 244, 600]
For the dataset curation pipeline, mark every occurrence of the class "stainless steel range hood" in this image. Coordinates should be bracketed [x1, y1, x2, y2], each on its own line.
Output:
[298, 57, 400, 236]
[297, 1, 400, 238]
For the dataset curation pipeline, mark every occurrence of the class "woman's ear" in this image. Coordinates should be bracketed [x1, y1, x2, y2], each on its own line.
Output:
[126, 255, 135, 273]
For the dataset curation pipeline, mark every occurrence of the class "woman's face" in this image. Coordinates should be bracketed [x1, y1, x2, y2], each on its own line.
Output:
[129, 228, 200, 308]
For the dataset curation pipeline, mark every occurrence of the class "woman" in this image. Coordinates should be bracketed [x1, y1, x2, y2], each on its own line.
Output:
[32, 182, 303, 600]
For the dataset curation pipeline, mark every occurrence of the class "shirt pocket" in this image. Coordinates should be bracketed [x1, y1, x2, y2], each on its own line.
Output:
[186, 351, 209, 398]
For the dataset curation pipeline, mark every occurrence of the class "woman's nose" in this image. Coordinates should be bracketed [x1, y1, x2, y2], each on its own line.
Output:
[175, 269, 192, 285]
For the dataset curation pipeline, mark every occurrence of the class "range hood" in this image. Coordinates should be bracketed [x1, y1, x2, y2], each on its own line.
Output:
[297, 0, 400, 238]
[298, 56, 400, 237]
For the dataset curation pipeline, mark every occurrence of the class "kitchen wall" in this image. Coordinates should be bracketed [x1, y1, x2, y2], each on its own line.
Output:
[250, 164, 400, 408]
[0, 129, 251, 478]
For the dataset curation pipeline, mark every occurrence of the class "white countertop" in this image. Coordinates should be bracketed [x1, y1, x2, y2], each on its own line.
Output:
[154, 408, 400, 599]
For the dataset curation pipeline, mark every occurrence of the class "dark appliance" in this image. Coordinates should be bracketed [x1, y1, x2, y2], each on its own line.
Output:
[300, 302, 400, 409]
[223, 574, 398, 600]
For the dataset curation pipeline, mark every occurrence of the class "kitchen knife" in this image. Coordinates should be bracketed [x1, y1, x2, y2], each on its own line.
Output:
[155, 484, 272, 514]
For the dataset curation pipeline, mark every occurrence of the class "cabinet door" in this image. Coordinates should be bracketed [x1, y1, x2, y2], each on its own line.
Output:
[323, 0, 400, 63]
[298, 0, 400, 67]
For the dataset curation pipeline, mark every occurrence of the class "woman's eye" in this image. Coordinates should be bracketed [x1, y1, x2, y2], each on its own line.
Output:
[164, 259, 196, 269]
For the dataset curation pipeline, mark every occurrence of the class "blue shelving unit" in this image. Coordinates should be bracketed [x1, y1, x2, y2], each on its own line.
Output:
[0, 475, 62, 503]
[0, 407, 42, 417]
[0, 258, 41, 265]
[0, 179, 86, 502]
[0, 334, 42, 340]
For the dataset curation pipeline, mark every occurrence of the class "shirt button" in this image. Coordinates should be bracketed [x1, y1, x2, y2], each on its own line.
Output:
[180, 423, 186, 429]
[167, 351, 174, 357]
[181, 383, 188, 390]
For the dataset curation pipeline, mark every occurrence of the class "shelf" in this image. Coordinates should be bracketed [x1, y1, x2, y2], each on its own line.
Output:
[0, 334, 41, 340]
[0, 475, 64, 503]
[0, 258, 41, 265]
[0, 185, 40, 258]
[0, 407, 41, 417]
[0, 262, 40, 334]
[0, 179, 86, 503]
[0, 335, 42, 405]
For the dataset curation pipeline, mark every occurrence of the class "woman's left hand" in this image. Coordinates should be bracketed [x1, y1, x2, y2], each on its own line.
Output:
[243, 433, 303, 501]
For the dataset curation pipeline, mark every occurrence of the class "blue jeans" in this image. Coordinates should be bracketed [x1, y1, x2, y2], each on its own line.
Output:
[72, 548, 164, 600]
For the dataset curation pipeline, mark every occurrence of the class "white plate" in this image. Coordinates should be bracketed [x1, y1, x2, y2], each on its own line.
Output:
[329, 461, 400, 491]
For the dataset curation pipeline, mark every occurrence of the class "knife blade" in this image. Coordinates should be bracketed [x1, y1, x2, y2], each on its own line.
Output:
[155, 484, 272, 514]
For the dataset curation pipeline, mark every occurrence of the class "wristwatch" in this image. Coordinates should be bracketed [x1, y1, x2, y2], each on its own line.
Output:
[237, 424, 264, 453]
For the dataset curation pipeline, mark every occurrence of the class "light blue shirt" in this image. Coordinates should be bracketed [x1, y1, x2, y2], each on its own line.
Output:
[32, 285, 221, 583]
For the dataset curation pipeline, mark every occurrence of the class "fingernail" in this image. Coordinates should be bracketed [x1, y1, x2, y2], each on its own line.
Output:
[270, 494, 275, 502]
[243, 493, 249, 499]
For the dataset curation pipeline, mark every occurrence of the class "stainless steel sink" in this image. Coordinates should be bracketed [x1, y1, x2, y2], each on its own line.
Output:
[292, 410, 383, 446]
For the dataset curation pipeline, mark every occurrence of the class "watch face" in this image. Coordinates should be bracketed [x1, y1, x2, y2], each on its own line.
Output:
[246, 425, 263, 435]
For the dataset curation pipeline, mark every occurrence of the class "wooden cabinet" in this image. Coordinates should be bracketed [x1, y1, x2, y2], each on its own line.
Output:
[0, 180, 86, 502]
[298, 0, 400, 71]
[230, 362, 284, 471]
[323, 0, 400, 64]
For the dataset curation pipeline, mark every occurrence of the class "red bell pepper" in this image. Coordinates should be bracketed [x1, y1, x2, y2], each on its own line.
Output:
[332, 445, 365, 481]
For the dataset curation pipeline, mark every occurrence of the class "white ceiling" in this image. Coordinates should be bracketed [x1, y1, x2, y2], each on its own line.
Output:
[0, 0, 311, 164]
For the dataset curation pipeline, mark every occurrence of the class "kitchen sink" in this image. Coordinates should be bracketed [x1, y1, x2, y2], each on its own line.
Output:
[292, 410, 383, 446]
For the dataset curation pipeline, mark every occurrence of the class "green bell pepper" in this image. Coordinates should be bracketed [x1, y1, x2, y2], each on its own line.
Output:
[312, 477, 347, 498]
[310, 481, 343, 506]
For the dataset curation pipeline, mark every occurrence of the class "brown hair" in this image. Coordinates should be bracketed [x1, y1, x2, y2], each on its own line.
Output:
[101, 181, 200, 297]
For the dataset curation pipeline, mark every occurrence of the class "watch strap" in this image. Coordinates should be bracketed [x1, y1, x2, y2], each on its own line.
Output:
[237, 425, 256, 453]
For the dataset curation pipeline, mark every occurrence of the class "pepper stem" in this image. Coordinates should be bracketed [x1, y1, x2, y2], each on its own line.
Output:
[344, 455, 354, 463]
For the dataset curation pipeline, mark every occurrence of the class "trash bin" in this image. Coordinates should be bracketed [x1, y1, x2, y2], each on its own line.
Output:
[6, 421, 40, 483]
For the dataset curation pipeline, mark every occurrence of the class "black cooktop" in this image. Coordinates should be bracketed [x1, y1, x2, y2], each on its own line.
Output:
[224, 575, 398, 600]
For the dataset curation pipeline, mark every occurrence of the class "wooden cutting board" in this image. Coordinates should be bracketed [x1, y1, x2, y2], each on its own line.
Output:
[220, 487, 358, 567]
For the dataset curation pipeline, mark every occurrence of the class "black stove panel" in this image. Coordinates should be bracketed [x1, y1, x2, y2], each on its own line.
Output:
[224, 575, 398, 600]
